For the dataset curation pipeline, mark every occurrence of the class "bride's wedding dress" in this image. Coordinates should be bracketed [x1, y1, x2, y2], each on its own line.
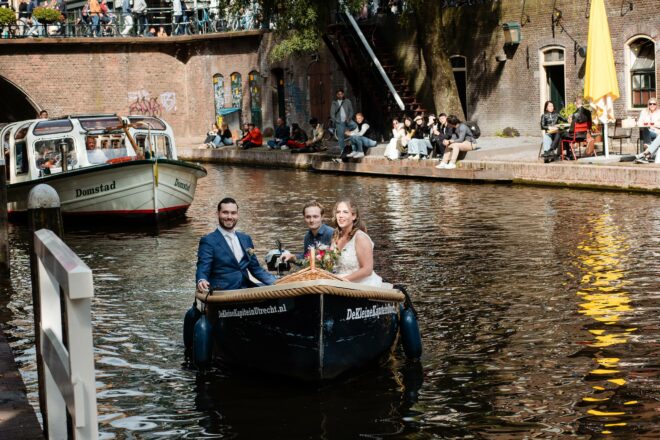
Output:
[334, 230, 391, 288]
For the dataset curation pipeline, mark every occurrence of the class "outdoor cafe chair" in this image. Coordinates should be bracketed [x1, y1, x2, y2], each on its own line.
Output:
[560, 122, 590, 161]
[608, 118, 631, 154]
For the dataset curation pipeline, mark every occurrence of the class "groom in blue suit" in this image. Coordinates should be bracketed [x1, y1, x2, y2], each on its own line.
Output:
[196, 197, 276, 291]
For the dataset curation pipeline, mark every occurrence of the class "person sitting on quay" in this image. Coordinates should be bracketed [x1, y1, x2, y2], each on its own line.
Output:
[435, 115, 476, 170]
[267, 117, 290, 150]
[540, 100, 567, 160]
[157, 25, 167, 37]
[237, 122, 262, 149]
[383, 117, 405, 160]
[284, 123, 308, 150]
[281, 200, 334, 264]
[432, 113, 453, 158]
[547, 104, 590, 161]
[288, 118, 326, 154]
[204, 122, 233, 148]
[637, 97, 660, 145]
[407, 114, 432, 160]
[345, 112, 377, 159]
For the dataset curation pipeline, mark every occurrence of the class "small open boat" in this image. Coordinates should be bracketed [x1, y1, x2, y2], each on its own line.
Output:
[1, 114, 207, 223]
[186, 265, 422, 381]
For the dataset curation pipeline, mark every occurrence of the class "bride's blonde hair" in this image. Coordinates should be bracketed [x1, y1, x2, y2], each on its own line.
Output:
[331, 198, 367, 243]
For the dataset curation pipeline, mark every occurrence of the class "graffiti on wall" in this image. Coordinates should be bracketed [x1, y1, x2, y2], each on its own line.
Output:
[230, 72, 242, 109]
[127, 90, 177, 117]
[248, 71, 262, 128]
[285, 80, 304, 115]
[213, 74, 225, 124]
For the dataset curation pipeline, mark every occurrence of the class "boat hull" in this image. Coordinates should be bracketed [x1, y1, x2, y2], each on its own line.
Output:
[209, 294, 400, 381]
[7, 159, 206, 223]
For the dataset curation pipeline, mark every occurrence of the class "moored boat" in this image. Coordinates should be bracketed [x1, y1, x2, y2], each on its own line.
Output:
[1, 114, 207, 223]
[188, 267, 422, 381]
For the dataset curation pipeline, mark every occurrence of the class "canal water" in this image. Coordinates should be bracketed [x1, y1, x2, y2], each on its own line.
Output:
[1, 165, 658, 439]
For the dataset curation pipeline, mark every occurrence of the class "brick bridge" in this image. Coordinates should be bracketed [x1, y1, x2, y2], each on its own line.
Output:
[0, 31, 333, 145]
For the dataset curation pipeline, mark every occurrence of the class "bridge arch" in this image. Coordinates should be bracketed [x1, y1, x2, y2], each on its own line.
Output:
[0, 76, 39, 123]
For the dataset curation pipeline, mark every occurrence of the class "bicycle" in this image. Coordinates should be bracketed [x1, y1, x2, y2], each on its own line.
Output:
[188, 7, 215, 34]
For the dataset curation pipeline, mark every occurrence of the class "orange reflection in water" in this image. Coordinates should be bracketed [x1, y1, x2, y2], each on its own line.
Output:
[574, 214, 637, 435]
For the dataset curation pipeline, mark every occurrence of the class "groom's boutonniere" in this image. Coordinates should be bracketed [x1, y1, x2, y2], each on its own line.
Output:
[246, 248, 255, 257]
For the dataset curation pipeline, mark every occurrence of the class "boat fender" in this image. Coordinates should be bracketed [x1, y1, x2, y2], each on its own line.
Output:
[193, 313, 213, 370]
[183, 299, 201, 360]
[192, 289, 214, 370]
[396, 285, 422, 360]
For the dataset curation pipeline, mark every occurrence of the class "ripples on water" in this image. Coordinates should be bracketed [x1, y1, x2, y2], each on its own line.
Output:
[1, 165, 658, 439]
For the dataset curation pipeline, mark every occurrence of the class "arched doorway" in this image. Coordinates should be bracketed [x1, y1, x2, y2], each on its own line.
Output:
[0, 77, 39, 123]
[539, 47, 566, 112]
[212, 74, 225, 126]
[450, 55, 468, 119]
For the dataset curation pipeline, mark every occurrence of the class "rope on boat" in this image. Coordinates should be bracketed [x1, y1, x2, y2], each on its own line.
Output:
[195, 281, 405, 304]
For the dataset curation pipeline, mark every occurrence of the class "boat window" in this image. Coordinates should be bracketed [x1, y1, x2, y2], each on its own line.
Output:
[128, 116, 166, 131]
[14, 122, 31, 175]
[79, 117, 121, 131]
[135, 134, 172, 159]
[34, 138, 77, 176]
[15, 141, 28, 175]
[99, 136, 128, 160]
[33, 119, 74, 136]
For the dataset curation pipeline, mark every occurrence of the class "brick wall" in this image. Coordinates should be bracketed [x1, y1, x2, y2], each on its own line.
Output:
[446, 0, 659, 136]
[0, 33, 351, 146]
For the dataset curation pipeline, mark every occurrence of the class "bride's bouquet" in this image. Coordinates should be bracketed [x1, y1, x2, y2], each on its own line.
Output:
[301, 244, 341, 272]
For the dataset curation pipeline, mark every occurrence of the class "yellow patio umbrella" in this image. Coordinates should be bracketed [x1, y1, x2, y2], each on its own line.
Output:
[584, 0, 620, 158]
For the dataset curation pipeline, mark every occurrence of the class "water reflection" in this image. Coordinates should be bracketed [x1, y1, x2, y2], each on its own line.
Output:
[194, 362, 424, 439]
[0, 165, 657, 438]
[570, 212, 651, 437]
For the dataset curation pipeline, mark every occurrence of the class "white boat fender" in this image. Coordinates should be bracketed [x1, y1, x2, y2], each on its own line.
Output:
[183, 298, 201, 361]
[192, 290, 214, 370]
[396, 285, 423, 360]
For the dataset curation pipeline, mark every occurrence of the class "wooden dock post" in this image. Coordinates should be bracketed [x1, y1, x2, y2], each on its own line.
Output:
[27, 184, 63, 436]
[0, 157, 9, 277]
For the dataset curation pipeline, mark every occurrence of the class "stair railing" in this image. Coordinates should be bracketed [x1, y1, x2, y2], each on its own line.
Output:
[340, 7, 405, 111]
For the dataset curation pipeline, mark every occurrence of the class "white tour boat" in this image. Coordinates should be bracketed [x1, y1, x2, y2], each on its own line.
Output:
[1, 114, 207, 222]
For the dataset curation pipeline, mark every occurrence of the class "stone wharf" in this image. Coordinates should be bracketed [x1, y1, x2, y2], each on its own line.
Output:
[75, 181, 116, 198]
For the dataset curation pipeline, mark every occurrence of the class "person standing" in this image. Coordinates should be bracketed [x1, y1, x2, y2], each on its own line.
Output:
[196, 197, 276, 292]
[330, 89, 355, 152]
[282, 200, 334, 263]
[132, 0, 147, 36]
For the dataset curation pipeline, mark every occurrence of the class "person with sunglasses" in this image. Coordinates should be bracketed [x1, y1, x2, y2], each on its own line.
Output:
[637, 98, 660, 145]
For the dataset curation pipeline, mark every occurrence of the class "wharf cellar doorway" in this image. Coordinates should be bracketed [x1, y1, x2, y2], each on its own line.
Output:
[0, 77, 38, 123]
[540, 47, 566, 112]
[450, 56, 468, 119]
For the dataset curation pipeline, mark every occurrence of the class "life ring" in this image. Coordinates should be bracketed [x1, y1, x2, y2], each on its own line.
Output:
[106, 156, 136, 164]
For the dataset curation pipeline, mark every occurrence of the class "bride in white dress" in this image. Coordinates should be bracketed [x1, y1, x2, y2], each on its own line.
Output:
[331, 199, 390, 288]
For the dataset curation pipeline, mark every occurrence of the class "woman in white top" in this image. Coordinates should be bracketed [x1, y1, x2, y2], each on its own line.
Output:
[383, 118, 405, 160]
[331, 198, 389, 287]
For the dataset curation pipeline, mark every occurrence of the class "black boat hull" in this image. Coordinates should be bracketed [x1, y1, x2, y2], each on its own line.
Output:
[208, 294, 400, 381]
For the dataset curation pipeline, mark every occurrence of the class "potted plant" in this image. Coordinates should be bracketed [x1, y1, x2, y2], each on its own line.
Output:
[32, 6, 63, 24]
[0, 7, 16, 27]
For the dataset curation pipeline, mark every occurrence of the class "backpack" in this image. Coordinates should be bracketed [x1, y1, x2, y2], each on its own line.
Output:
[464, 121, 481, 139]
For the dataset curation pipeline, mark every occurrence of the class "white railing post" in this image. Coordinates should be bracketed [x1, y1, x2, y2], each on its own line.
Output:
[34, 228, 98, 440]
